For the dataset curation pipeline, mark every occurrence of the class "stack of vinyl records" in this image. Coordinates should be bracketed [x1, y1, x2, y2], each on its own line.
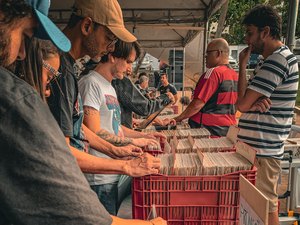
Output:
[161, 130, 176, 141]
[193, 137, 235, 152]
[162, 128, 211, 141]
[199, 152, 252, 175]
[175, 138, 193, 153]
[157, 153, 174, 175]
[157, 151, 252, 176]
[173, 153, 202, 176]
[177, 128, 211, 139]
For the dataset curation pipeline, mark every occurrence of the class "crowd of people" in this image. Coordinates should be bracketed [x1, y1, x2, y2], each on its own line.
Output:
[0, 1, 298, 225]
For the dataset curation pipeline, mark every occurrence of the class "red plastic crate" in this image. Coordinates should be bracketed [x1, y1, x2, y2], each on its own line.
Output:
[132, 167, 256, 225]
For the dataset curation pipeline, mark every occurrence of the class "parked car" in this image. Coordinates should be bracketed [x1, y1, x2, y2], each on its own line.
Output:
[229, 56, 238, 69]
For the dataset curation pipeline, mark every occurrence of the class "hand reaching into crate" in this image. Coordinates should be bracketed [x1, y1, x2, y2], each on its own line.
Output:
[111, 216, 167, 225]
[124, 153, 161, 177]
[132, 138, 160, 148]
[145, 132, 167, 142]
[109, 144, 143, 159]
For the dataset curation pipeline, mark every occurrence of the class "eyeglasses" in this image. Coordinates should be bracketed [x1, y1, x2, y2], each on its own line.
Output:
[42, 60, 61, 83]
[89, 19, 118, 52]
[205, 49, 225, 57]
[104, 27, 118, 51]
[107, 38, 118, 50]
[206, 49, 220, 54]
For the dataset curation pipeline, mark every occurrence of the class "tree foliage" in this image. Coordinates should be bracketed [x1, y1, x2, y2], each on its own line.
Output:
[209, 0, 300, 45]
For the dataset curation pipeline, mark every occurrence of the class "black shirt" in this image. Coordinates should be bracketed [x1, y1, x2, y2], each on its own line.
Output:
[0, 67, 112, 225]
[112, 76, 171, 128]
[47, 52, 88, 152]
[158, 83, 177, 95]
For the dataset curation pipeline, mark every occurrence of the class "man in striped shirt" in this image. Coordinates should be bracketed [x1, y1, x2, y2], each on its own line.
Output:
[236, 5, 299, 225]
[174, 38, 238, 136]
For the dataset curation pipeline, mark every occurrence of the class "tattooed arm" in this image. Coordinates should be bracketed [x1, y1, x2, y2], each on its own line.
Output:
[83, 106, 133, 146]
[96, 128, 133, 146]
[83, 106, 160, 148]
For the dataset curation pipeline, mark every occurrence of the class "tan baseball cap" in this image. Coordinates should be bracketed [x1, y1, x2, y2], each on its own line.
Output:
[73, 0, 137, 43]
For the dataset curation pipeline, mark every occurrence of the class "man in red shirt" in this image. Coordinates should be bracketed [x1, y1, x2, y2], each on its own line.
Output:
[174, 38, 238, 136]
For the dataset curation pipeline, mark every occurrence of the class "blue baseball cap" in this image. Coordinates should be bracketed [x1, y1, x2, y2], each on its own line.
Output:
[25, 0, 71, 52]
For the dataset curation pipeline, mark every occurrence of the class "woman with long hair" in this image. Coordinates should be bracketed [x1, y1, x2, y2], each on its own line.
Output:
[15, 37, 60, 101]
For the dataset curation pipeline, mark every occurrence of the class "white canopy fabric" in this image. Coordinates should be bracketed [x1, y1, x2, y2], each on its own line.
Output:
[49, 0, 226, 59]
[50, 0, 226, 84]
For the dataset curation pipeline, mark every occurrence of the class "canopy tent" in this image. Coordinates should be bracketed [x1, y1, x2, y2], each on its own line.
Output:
[49, 0, 226, 87]
[49, 0, 226, 60]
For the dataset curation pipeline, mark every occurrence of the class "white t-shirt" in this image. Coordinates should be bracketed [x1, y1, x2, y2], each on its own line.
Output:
[79, 71, 122, 185]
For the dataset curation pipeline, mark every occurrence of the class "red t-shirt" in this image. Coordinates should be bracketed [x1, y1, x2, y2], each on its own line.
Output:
[190, 65, 238, 126]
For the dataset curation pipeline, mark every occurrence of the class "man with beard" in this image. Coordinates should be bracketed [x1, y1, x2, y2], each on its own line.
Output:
[236, 5, 299, 225]
[0, 0, 166, 224]
[0, 0, 113, 224]
[47, 0, 161, 175]
[79, 40, 156, 214]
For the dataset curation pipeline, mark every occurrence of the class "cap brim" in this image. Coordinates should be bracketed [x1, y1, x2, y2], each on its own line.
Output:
[108, 26, 137, 43]
[34, 9, 71, 52]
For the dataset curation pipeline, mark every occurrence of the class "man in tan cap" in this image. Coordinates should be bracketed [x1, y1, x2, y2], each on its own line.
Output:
[46, 1, 166, 224]
[73, 0, 136, 44]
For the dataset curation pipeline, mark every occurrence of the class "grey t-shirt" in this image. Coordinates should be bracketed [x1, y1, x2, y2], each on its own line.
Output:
[0, 67, 112, 225]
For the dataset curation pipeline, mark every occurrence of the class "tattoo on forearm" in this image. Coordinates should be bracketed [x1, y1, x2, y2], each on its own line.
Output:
[96, 129, 132, 146]
[84, 106, 98, 116]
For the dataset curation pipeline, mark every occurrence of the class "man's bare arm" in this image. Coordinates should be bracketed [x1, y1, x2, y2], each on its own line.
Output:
[174, 98, 205, 122]
[65, 137, 159, 176]
[96, 128, 133, 146]
[83, 106, 133, 146]
[236, 46, 266, 112]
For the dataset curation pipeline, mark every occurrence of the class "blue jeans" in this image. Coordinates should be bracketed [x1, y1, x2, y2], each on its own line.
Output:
[118, 175, 132, 206]
[91, 183, 118, 215]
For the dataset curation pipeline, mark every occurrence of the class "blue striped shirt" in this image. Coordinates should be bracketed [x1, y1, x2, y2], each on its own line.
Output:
[238, 46, 299, 157]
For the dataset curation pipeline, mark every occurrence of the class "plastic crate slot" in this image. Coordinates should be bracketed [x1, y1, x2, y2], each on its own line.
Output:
[169, 192, 218, 206]
[201, 206, 218, 220]
[169, 206, 184, 220]
[219, 206, 238, 220]
[184, 206, 202, 220]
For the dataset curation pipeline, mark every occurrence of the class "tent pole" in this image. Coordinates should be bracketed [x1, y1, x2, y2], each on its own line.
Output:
[286, 0, 299, 52]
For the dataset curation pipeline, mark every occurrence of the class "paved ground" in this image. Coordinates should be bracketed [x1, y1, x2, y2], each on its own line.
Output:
[117, 194, 132, 219]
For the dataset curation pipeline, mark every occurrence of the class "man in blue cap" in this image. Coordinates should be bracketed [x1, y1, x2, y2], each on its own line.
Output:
[0, 0, 167, 225]
[46, 0, 164, 216]
[0, 0, 113, 224]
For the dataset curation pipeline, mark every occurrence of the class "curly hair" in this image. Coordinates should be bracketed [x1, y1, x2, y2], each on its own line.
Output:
[0, 0, 32, 66]
[242, 4, 281, 40]
[0, 0, 32, 26]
